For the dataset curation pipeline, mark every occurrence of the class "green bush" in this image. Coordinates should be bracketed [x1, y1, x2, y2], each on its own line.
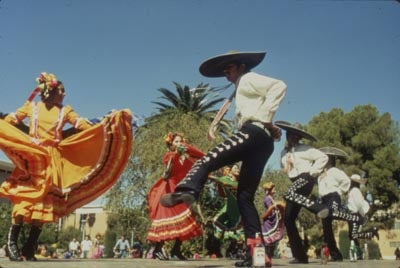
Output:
[104, 229, 117, 258]
[57, 226, 82, 250]
[338, 230, 350, 259]
[366, 240, 381, 260]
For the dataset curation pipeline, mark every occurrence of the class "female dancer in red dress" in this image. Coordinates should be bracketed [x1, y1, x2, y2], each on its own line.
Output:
[147, 132, 204, 260]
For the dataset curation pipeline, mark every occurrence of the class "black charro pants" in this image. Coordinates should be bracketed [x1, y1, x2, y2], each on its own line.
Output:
[283, 173, 315, 261]
[176, 122, 274, 240]
[321, 192, 343, 260]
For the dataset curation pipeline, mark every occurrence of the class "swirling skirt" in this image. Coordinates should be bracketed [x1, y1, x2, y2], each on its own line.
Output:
[147, 178, 202, 242]
[0, 109, 133, 223]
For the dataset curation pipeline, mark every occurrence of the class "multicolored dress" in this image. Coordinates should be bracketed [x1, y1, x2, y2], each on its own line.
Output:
[211, 176, 241, 232]
[262, 195, 284, 245]
[0, 100, 133, 222]
[147, 144, 204, 241]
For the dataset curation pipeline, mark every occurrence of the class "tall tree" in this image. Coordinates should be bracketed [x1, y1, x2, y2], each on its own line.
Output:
[150, 82, 232, 137]
[152, 82, 226, 116]
[307, 104, 400, 225]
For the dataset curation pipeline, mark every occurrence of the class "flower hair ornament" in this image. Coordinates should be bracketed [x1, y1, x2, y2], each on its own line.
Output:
[164, 132, 185, 147]
[262, 182, 275, 195]
[28, 72, 60, 101]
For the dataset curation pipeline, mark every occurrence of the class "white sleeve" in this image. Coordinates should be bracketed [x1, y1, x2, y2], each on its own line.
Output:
[240, 73, 287, 122]
[353, 189, 370, 216]
[308, 148, 329, 177]
[335, 169, 351, 195]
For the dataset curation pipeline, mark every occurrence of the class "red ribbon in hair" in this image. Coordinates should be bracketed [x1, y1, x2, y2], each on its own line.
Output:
[27, 87, 41, 102]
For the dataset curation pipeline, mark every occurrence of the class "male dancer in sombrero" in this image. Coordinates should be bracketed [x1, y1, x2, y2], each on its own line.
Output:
[317, 147, 378, 262]
[161, 51, 286, 267]
[0, 72, 133, 261]
[317, 146, 351, 262]
[346, 174, 379, 261]
[277, 121, 329, 264]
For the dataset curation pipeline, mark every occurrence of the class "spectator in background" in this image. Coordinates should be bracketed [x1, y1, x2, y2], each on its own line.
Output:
[69, 238, 80, 258]
[394, 247, 400, 260]
[113, 235, 130, 258]
[131, 236, 143, 258]
[81, 235, 92, 258]
[92, 234, 103, 259]
[63, 250, 72, 259]
[320, 243, 330, 265]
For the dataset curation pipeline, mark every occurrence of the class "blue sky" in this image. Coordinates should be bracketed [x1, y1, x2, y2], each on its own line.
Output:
[1, 0, 399, 171]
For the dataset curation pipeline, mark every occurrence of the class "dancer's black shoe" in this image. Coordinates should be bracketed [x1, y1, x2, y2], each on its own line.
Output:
[160, 191, 196, 207]
[234, 256, 252, 267]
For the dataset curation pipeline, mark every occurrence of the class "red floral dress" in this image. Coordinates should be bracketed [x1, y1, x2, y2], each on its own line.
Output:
[147, 144, 204, 241]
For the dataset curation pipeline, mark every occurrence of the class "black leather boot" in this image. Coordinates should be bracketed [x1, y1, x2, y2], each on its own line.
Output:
[22, 225, 42, 261]
[7, 224, 23, 261]
[234, 247, 252, 267]
[234, 255, 252, 267]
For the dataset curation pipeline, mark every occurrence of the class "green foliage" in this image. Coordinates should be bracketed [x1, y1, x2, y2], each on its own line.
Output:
[338, 230, 350, 259]
[366, 240, 381, 259]
[57, 226, 82, 250]
[308, 104, 400, 227]
[104, 229, 117, 258]
[151, 82, 226, 116]
[38, 223, 58, 245]
[0, 203, 12, 246]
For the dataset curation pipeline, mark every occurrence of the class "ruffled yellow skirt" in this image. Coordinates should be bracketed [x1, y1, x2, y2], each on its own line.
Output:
[0, 109, 133, 223]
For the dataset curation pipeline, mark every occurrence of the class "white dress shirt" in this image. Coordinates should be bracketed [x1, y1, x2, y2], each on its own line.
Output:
[281, 143, 328, 178]
[347, 187, 370, 216]
[318, 167, 351, 197]
[235, 72, 286, 129]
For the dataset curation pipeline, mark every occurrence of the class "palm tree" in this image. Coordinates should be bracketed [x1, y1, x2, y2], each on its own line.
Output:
[151, 82, 226, 116]
[149, 82, 234, 138]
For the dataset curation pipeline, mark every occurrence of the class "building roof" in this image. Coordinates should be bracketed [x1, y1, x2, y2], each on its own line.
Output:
[0, 159, 14, 172]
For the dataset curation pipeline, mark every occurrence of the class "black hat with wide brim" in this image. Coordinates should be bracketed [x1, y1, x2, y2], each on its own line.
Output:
[319, 146, 349, 159]
[199, 51, 266, 77]
[275, 120, 317, 142]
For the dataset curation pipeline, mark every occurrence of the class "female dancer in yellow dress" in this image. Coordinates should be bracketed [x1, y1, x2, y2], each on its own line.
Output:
[0, 72, 133, 261]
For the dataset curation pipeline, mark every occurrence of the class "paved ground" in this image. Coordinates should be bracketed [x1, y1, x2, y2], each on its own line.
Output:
[0, 258, 398, 268]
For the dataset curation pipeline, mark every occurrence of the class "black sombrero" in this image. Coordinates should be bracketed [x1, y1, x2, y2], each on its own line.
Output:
[199, 51, 266, 77]
[275, 120, 317, 141]
[319, 146, 349, 159]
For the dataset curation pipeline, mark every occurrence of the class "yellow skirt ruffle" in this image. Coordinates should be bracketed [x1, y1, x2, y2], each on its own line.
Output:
[0, 109, 133, 223]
